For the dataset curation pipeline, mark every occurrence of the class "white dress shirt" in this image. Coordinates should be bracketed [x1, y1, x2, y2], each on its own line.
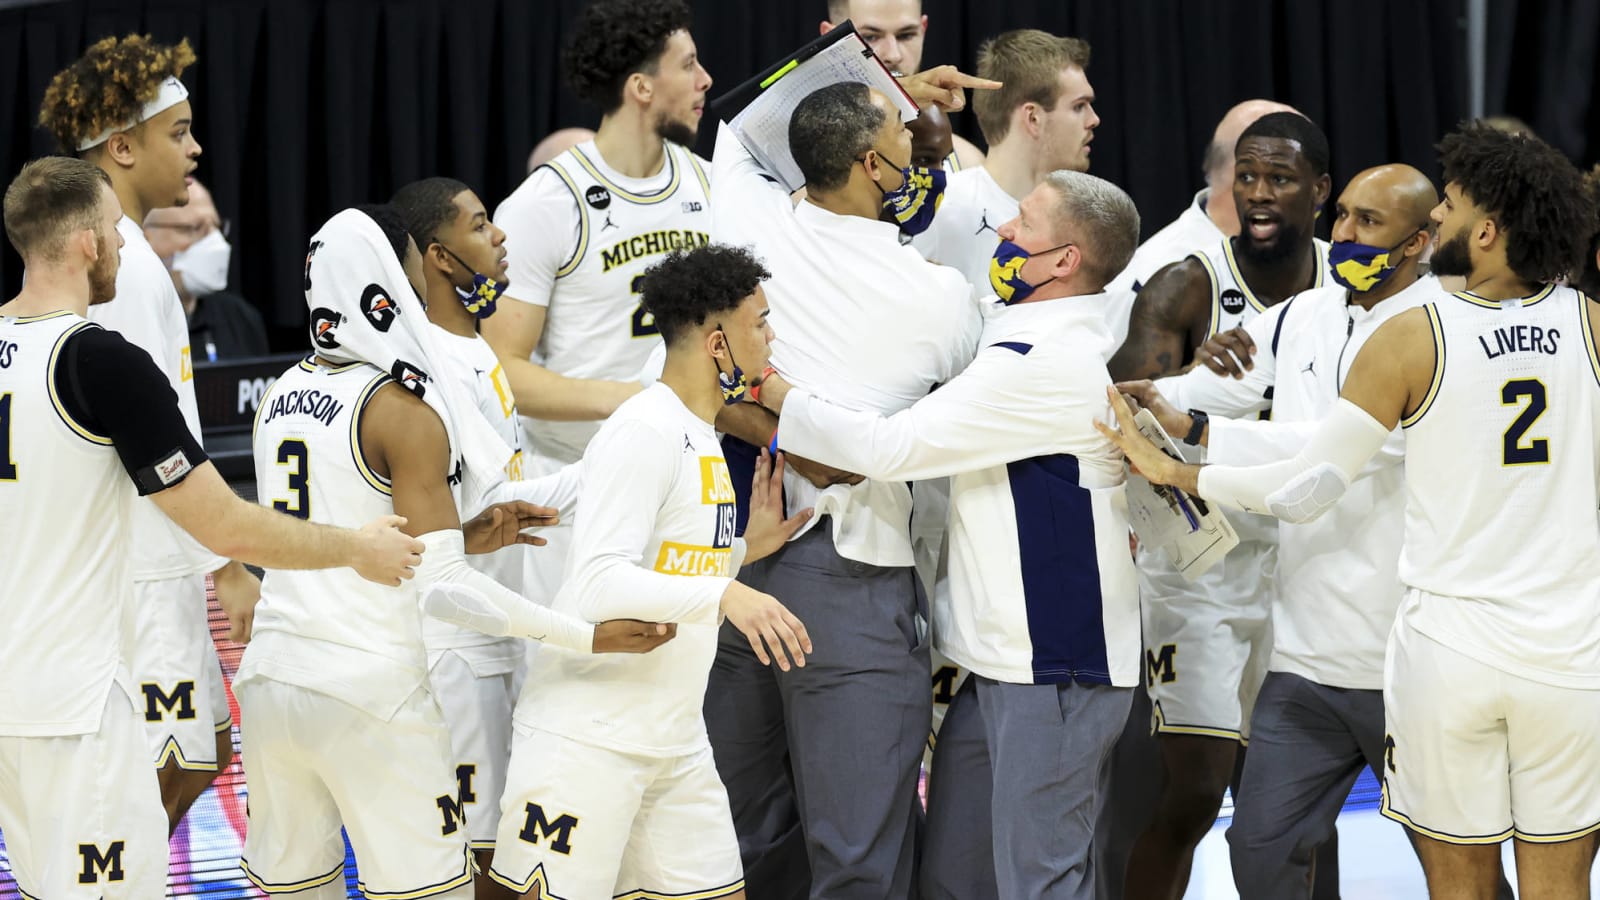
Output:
[710, 123, 984, 567]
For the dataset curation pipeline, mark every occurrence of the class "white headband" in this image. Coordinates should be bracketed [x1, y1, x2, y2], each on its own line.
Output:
[76, 76, 190, 152]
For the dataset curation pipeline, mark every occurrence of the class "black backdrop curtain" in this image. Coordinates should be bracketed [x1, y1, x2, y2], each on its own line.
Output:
[0, 0, 1585, 350]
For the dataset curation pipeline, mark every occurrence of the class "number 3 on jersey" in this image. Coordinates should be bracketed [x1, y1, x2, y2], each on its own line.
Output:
[274, 439, 311, 518]
[630, 274, 659, 338]
[1501, 379, 1550, 466]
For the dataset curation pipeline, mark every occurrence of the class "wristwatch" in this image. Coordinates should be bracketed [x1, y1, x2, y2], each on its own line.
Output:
[1183, 409, 1209, 445]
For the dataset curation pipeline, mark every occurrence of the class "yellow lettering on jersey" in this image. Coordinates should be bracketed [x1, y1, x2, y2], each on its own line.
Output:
[506, 449, 525, 482]
[180, 346, 193, 382]
[654, 542, 733, 576]
[490, 363, 515, 418]
[699, 457, 735, 504]
[599, 230, 710, 273]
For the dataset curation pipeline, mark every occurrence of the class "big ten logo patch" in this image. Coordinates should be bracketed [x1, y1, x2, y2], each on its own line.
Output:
[700, 456, 736, 549]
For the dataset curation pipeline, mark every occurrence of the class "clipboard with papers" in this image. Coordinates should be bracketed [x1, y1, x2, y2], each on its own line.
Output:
[706, 22, 921, 192]
[1122, 409, 1240, 581]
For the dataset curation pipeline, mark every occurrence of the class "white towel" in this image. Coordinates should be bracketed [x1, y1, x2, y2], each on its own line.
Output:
[304, 208, 513, 509]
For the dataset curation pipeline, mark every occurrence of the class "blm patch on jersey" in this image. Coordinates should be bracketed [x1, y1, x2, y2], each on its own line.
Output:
[585, 185, 611, 209]
[1220, 288, 1247, 315]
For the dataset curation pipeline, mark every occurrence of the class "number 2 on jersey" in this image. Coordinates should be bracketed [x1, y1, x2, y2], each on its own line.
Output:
[274, 439, 311, 518]
[0, 393, 16, 481]
[1501, 379, 1550, 465]
[630, 274, 659, 338]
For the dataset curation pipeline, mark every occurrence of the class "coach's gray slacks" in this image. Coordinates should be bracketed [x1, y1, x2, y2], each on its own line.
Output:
[1224, 670, 1422, 900]
[922, 674, 1132, 900]
[704, 523, 927, 900]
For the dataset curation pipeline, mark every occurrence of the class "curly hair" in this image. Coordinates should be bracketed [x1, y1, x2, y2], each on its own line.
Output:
[390, 177, 471, 250]
[563, 0, 692, 114]
[640, 244, 770, 343]
[1438, 121, 1597, 284]
[38, 34, 196, 154]
[1575, 164, 1600, 299]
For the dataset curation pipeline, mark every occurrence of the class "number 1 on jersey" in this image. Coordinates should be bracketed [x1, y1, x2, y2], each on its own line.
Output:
[1501, 379, 1550, 465]
[0, 393, 16, 481]
[274, 439, 311, 518]
[630, 274, 659, 338]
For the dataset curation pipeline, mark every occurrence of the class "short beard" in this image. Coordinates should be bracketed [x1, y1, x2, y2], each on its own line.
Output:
[656, 114, 697, 148]
[88, 233, 118, 304]
[1233, 219, 1307, 267]
[1429, 228, 1473, 278]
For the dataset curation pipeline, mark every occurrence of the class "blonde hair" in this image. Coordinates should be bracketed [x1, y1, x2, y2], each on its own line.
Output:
[3, 157, 112, 260]
[38, 34, 195, 154]
[973, 29, 1090, 146]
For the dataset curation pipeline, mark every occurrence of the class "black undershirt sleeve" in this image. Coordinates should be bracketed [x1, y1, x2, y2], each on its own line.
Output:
[54, 325, 209, 495]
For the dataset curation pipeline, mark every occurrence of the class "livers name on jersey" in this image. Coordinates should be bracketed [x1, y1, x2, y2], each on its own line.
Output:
[260, 389, 345, 427]
[1479, 324, 1560, 359]
[600, 230, 709, 273]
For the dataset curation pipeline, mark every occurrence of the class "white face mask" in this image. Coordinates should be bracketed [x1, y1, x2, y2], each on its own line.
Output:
[171, 228, 232, 296]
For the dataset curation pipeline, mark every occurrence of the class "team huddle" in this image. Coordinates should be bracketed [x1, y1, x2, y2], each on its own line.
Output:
[1, 1, 1598, 899]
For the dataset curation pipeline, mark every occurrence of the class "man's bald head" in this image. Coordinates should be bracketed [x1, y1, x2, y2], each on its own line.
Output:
[1330, 164, 1438, 289]
[1204, 99, 1300, 184]
[1345, 163, 1438, 227]
[527, 127, 596, 173]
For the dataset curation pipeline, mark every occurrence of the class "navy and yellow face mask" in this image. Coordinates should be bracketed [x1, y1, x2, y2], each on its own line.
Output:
[988, 239, 1071, 305]
[863, 149, 947, 236]
[1329, 230, 1423, 293]
[437, 243, 507, 318]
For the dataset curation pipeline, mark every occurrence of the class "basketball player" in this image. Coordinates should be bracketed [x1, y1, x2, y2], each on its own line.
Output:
[1099, 121, 1600, 900]
[0, 157, 422, 900]
[820, 0, 984, 168]
[1107, 111, 1332, 900]
[487, 244, 812, 900]
[238, 205, 674, 900]
[38, 33, 254, 832]
[705, 69, 996, 900]
[753, 170, 1143, 900]
[1100, 99, 1299, 350]
[485, 0, 714, 609]
[1122, 165, 1441, 897]
[392, 176, 580, 898]
[913, 29, 1099, 294]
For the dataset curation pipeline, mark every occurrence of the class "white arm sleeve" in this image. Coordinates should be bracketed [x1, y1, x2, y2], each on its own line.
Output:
[475, 461, 585, 519]
[1208, 416, 1406, 477]
[1196, 399, 1392, 523]
[417, 529, 595, 652]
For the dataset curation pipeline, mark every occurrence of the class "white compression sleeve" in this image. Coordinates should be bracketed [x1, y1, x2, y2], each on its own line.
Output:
[415, 529, 594, 652]
[1196, 399, 1392, 524]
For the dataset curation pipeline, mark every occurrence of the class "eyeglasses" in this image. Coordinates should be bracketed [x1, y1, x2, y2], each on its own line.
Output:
[147, 218, 231, 239]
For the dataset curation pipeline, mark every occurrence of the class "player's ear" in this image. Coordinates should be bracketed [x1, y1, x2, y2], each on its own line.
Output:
[78, 227, 98, 262]
[1313, 174, 1332, 209]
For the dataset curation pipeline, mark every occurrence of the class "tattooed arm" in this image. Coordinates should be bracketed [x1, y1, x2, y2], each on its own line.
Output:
[1107, 258, 1212, 382]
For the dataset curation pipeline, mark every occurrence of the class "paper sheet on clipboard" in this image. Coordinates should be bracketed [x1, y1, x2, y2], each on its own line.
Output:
[725, 30, 919, 193]
[1123, 409, 1239, 580]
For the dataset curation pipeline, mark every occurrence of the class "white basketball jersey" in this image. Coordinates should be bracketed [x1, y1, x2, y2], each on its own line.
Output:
[0, 313, 136, 736]
[87, 218, 223, 579]
[530, 142, 712, 464]
[1190, 237, 1331, 339]
[427, 326, 528, 650]
[247, 359, 445, 717]
[1398, 287, 1600, 687]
